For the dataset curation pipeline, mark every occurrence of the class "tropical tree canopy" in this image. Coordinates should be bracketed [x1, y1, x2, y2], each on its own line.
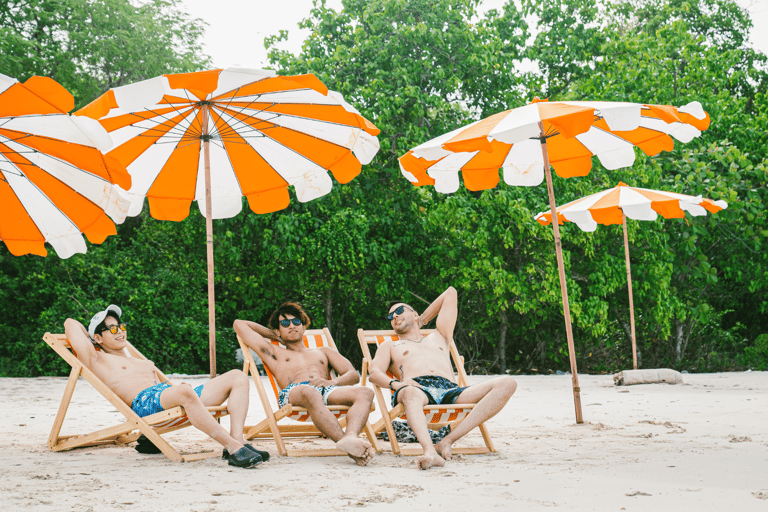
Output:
[0, 0, 766, 377]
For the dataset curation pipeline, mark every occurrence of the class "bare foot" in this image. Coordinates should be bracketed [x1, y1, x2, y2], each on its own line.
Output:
[417, 452, 445, 470]
[336, 436, 374, 465]
[435, 439, 453, 460]
[348, 445, 376, 466]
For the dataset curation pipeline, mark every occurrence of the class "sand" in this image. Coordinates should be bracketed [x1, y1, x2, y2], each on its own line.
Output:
[1, 371, 766, 511]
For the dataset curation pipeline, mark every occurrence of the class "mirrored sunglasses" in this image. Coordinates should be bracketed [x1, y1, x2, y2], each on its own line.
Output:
[100, 323, 127, 335]
[279, 318, 303, 327]
[386, 305, 414, 321]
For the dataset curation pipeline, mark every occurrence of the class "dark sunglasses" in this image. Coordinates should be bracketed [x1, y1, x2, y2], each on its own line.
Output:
[386, 305, 414, 321]
[279, 318, 303, 328]
[100, 323, 127, 335]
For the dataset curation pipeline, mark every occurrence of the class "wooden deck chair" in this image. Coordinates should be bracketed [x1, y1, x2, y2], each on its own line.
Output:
[358, 328, 496, 456]
[239, 327, 380, 457]
[43, 332, 228, 463]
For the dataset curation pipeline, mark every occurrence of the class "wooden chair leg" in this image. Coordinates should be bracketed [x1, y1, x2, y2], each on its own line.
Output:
[48, 365, 80, 449]
[363, 421, 382, 453]
[478, 422, 496, 453]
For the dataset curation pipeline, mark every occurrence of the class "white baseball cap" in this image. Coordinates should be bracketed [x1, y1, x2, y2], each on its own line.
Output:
[88, 304, 123, 338]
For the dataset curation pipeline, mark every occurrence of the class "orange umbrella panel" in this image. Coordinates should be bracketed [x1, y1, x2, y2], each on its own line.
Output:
[534, 182, 728, 232]
[399, 101, 710, 193]
[0, 73, 130, 258]
[77, 68, 381, 221]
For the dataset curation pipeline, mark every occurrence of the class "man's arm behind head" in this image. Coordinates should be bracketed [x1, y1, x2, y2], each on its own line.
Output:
[63, 318, 98, 367]
[233, 319, 277, 361]
[420, 286, 458, 341]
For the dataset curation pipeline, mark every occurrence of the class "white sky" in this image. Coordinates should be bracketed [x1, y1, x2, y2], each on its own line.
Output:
[178, 0, 768, 70]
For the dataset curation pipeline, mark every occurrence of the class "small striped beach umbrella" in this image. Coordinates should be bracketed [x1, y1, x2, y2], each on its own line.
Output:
[0, 73, 130, 258]
[399, 99, 710, 423]
[77, 67, 380, 377]
[535, 182, 727, 369]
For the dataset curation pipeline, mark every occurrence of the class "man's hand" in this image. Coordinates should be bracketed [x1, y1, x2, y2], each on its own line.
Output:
[393, 378, 424, 391]
[308, 376, 334, 387]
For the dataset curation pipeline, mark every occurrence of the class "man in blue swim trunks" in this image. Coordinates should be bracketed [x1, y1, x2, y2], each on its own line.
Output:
[234, 302, 376, 466]
[369, 286, 517, 470]
[63, 305, 263, 468]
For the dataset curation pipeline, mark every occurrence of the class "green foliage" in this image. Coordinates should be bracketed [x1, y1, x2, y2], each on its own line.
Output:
[1, 0, 766, 376]
[521, 0, 602, 98]
[743, 334, 768, 370]
[0, 0, 210, 108]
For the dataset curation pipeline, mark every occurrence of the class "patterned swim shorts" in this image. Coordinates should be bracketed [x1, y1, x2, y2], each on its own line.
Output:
[131, 381, 205, 418]
[392, 375, 467, 408]
[278, 381, 338, 408]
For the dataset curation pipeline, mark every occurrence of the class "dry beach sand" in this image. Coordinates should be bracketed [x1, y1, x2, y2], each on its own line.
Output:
[1, 372, 766, 511]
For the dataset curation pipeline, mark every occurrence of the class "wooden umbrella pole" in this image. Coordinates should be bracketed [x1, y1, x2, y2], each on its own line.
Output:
[538, 122, 583, 424]
[202, 105, 216, 379]
[622, 212, 638, 369]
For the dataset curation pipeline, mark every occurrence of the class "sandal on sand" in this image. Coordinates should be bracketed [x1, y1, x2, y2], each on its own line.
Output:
[227, 447, 263, 468]
[222, 444, 270, 461]
[134, 434, 162, 454]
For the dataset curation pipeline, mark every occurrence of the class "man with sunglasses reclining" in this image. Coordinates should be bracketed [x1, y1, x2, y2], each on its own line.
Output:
[63, 304, 265, 468]
[369, 287, 517, 470]
[234, 302, 376, 466]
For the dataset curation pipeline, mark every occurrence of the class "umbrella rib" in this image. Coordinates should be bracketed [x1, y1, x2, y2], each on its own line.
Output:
[206, 87, 255, 142]
[175, 139, 204, 150]
[0, 133, 34, 147]
[255, 126, 352, 172]
[113, 110, 197, 143]
[591, 124, 639, 146]
[18, 172, 88, 237]
[180, 88, 207, 139]
[130, 104, 200, 140]
[5, 143, 112, 183]
[213, 102, 280, 139]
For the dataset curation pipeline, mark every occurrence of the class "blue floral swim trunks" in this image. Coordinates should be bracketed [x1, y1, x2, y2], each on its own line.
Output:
[392, 375, 468, 408]
[131, 381, 205, 418]
[278, 382, 338, 408]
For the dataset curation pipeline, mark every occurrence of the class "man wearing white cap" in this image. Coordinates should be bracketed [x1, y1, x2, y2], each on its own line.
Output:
[64, 304, 265, 468]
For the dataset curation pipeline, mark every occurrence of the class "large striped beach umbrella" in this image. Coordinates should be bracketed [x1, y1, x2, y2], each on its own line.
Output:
[77, 67, 380, 377]
[535, 182, 727, 369]
[399, 99, 710, 423]
[0, 73, 130, 258]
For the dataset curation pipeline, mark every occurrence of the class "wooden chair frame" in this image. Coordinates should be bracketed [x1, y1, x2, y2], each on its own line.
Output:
[358, 328, 496, 456]
[239, 327, 380, 457]
[43, 332, 228, 463]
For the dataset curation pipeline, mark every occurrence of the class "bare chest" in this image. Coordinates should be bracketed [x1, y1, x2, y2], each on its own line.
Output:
[96, 353, 158, 383]
[389, 338, 452, 377]
[270, 349, 330, 387]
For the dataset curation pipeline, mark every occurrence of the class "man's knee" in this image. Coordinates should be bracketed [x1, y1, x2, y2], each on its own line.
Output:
[227, 369, 249, 387]
[175, 383, 200, 403]
[496, 376, 517, 397]
[357, 386, 374, 402]
[398, 386, 427, 405]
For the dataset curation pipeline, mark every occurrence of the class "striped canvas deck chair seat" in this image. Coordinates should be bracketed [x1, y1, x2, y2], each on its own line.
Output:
[43, 332, 228, 463]
[239, 328, 380, 457]
[357, 328, 496, 456]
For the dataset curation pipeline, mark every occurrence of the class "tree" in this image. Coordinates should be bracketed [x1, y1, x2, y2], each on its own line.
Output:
[0, 0, 209, 107]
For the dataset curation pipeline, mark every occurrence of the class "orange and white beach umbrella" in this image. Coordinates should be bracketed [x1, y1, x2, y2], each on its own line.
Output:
[534, 182, 727, 231]
[0, 73, 130, 258]
[77, 67, 380, 220]
[399, 99, 710, 423]
[400, 100, 709, 192]
[77, 67, 380, 377]
[535, 182, 727, 369]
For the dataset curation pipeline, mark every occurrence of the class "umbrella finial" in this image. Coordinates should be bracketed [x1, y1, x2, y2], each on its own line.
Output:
[531, 97, 549, 104]
[617, 181, 628, 187]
